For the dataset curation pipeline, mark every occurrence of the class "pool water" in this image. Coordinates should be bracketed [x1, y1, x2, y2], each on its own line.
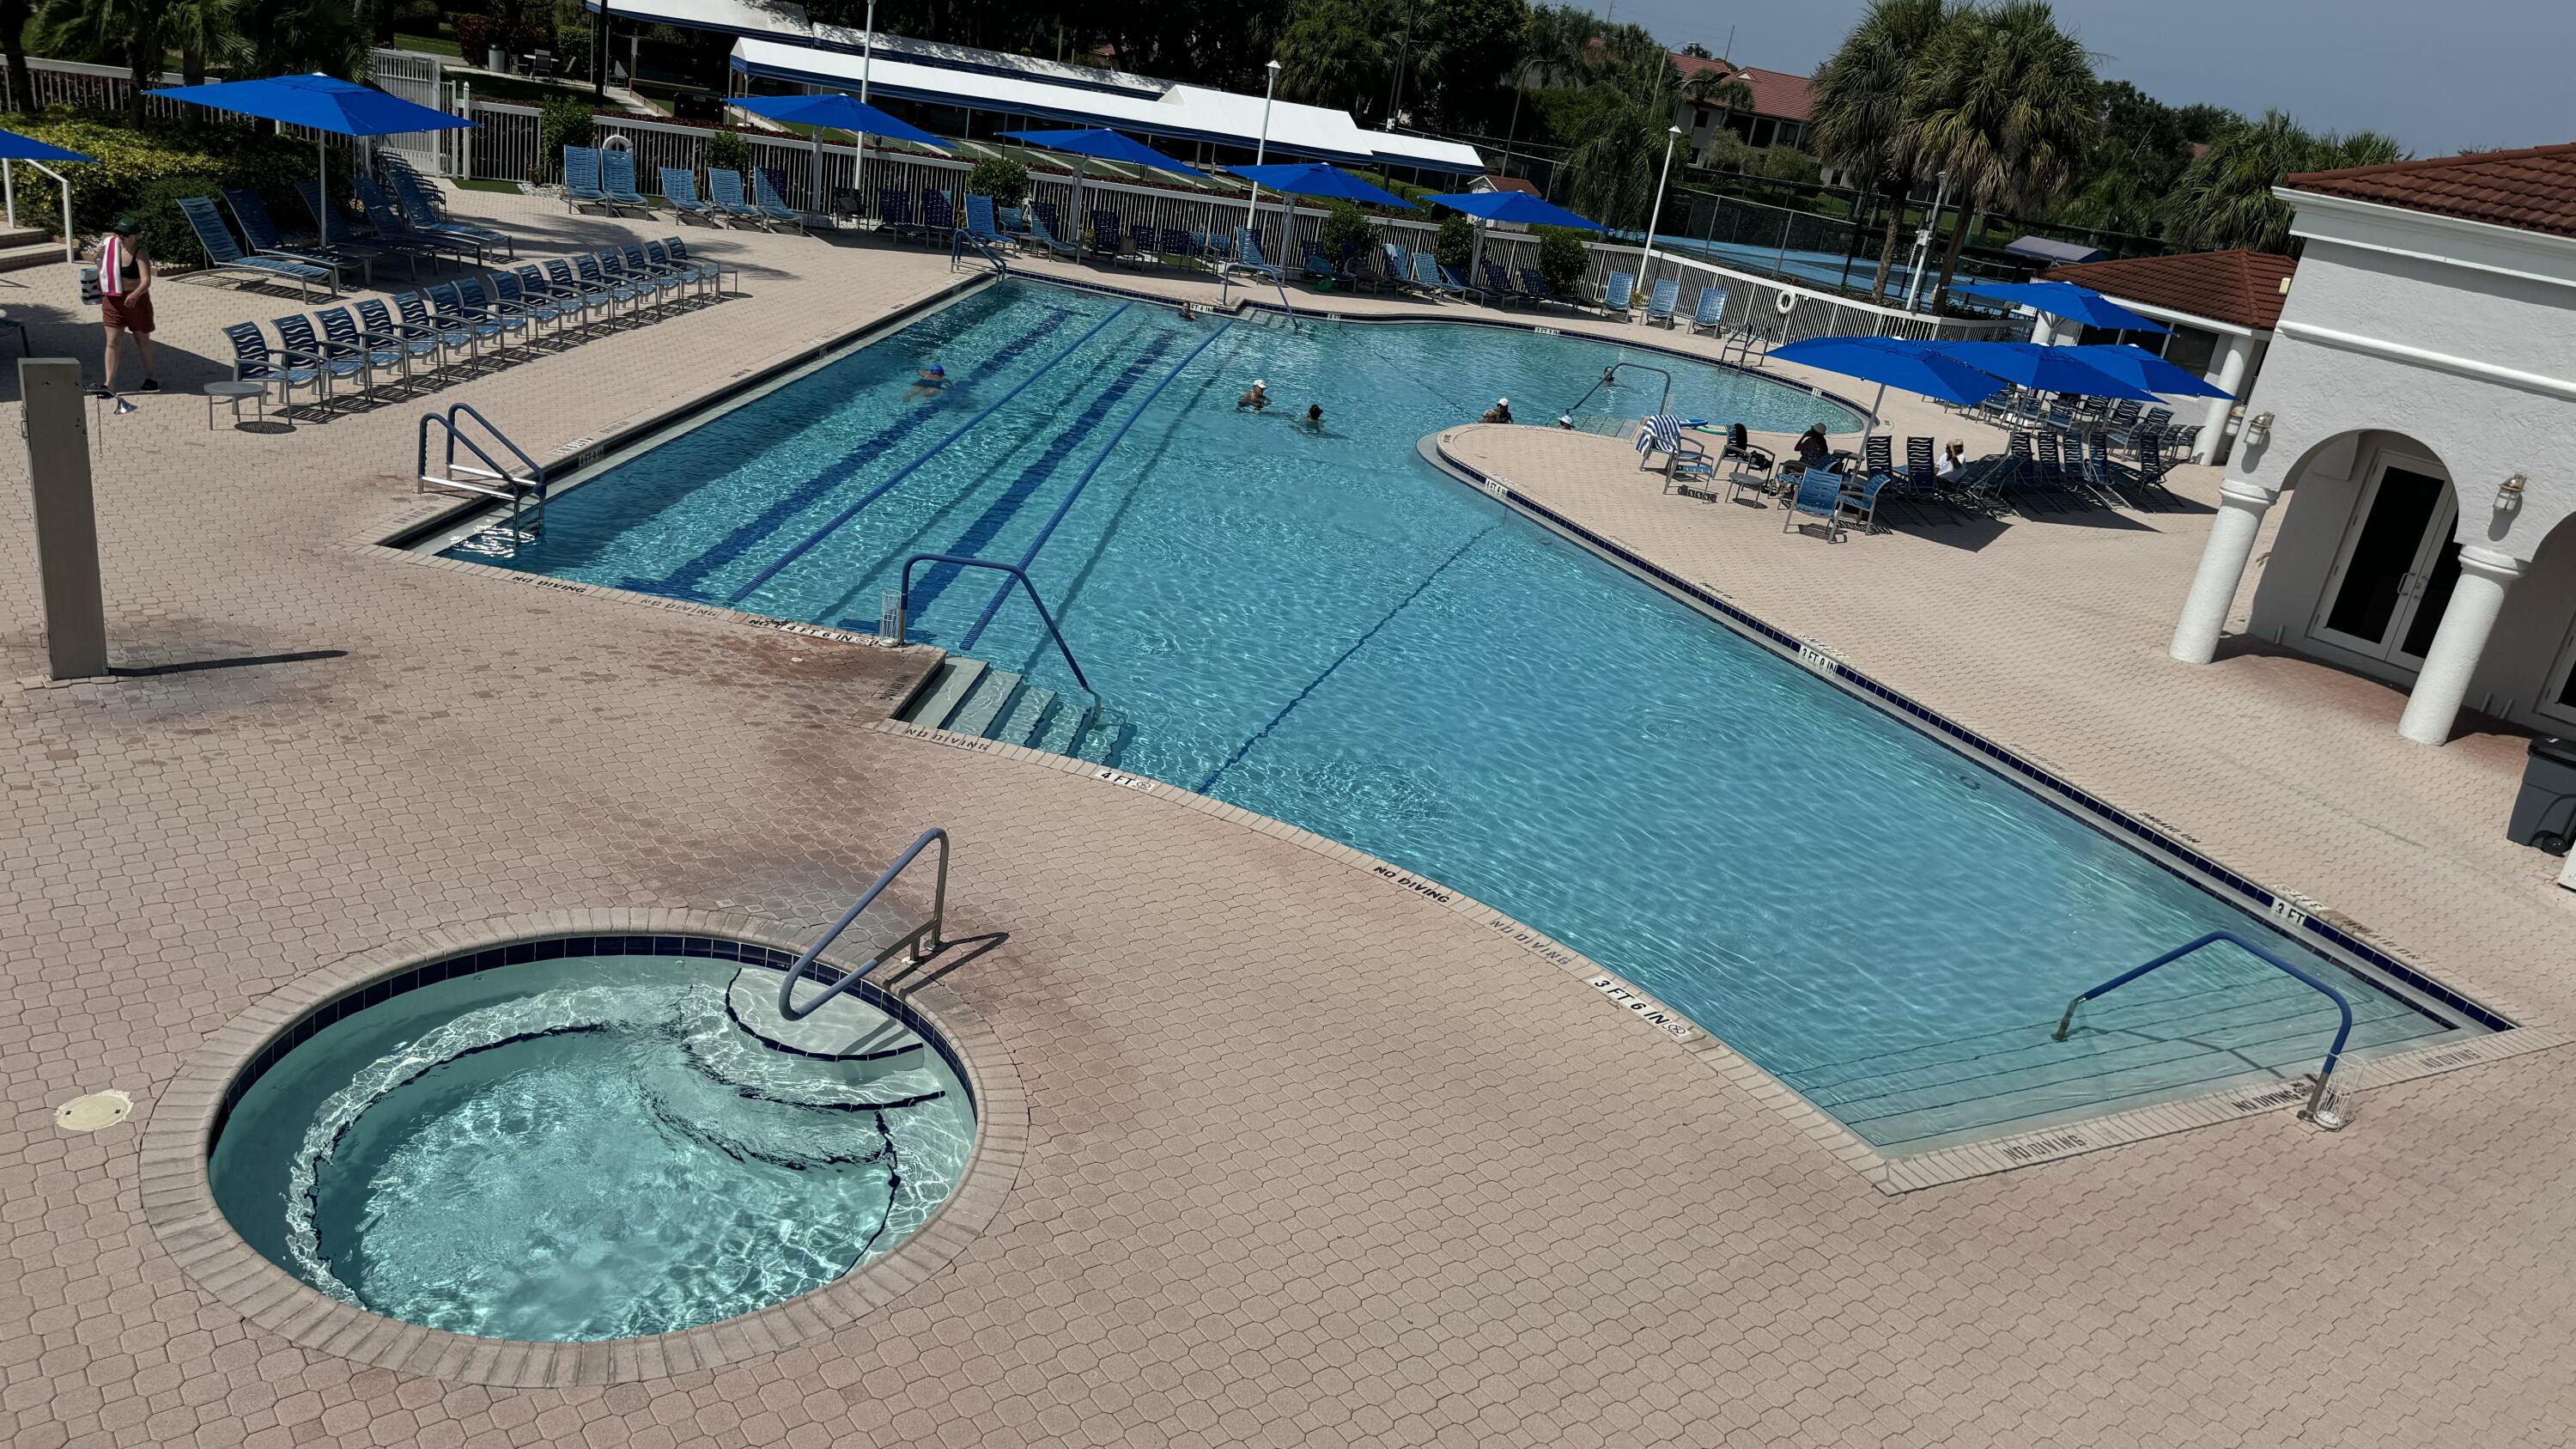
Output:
[447, 283, 2482, 1152]
[210, 953, 975, 1341]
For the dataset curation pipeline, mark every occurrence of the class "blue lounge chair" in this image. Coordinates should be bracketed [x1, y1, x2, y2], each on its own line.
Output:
[1299, 240, 1339, 283]
[1688, 286, 1727, 334]
[661, 167, 718, 223]
[1021, 201, 1077, 258]
[395, 289, 480, 367]
[1891, 435, 1954, 522]
[1234, 228, 1285, 281]
[461, 274, 544, 347]
[1519, 267, 1574, 310]
[963, 193, 1013, 253]
[354, 175, 484, 265]
[354, 296, 446, 375]
[1781, 465, 1848, 541]
[175, 196, 332, 299]
[562, 146, 607, 211]
[380, 165, 513, 257]
[752, 168, 804, 232]
[1601, 270, 1635, 320]
[488, 267, 570, 340]
[706, 169, 767, 228]
[531, 259, 620, 329]
[598, 149, 653, 215]
[645, 240, 715, 298]
[1480, 262, 1525, 307]
[1377, 241, 1419, 293]
[572, 253, 644, 320]
[321, 301, 429, 388]
[220, 186, 383, 287]
[881, 188, 927, 242]
[1643, 277, 1680, 326]
[1409, 252, 1462, 298]
[222, 320, 330, 408]
[662, 236, 733, 295]
[618, 242, 690, 305]
[274, 312, 374, 401]
[1087, 209, 1130, 266]
[918, 188, 958, 242]
[424, 282, 506, 356]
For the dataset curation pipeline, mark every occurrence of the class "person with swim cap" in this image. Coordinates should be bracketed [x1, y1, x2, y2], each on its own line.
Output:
[906, 361, 949, 401]
[1237, 379, 1269, 411]
[1479, 397, 1511, 424]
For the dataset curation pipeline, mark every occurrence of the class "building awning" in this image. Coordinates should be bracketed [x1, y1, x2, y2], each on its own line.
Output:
[728, 36, 1484, 174]
[589, 0, 1165, 94]
[2003, 235, 2105, 266]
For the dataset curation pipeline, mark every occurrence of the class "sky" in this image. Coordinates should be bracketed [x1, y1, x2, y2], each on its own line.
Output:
[1607, 0, 2574, 155]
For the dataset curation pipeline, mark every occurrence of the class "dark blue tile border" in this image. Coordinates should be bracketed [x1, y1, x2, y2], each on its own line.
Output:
[209, 934, 974, 1148]
[1432, 441, 2512, 1036]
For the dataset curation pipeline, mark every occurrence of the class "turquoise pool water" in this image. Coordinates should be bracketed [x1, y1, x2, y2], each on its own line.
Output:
[447, 283, 2480, 1152]
[210, 951, 975, 1340]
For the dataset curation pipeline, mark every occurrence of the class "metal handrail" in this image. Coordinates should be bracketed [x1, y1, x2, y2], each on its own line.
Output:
[446, 403, 544, 480]
[957, 320, 1236, 651]
[6, 158, 77, 262]
[418, 407, 546, 536]
[776, 827, 950, 1020]
[1558, 362, 1674, 426]
[951, 228, 1009, 276]
[2053, 929, 2356, 1123]
[897, 553, 1093, 695]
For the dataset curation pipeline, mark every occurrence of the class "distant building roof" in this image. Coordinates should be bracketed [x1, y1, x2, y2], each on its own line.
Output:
[1475, 174, 1540, 196]
[1667, 54, 1812, 122]
[2038, 250, 2298, 331]
[2004, 235, 2106, 266]
[2285, 140, 2576, 240]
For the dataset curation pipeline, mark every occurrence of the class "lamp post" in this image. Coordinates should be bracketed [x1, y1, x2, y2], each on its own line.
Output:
[1224, 58, 1279, 305]
[854, 0, 877, 224]
[1636, 125, 1682, 295]
[1901, 167, 1952, 313]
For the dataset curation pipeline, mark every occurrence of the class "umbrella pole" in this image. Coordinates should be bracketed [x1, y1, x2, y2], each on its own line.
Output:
[1468, 219, 1485, 295]
[319, 138, 328, 245]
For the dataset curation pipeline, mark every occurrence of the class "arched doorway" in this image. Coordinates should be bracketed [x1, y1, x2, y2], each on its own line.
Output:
[2306, 436, 2462, 669]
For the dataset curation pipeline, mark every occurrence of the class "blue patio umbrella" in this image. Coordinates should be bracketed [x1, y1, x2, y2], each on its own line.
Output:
[1768, 337, 2007, 442]
[737, 91, 945, 214]
[1929, 341, 2161, 401]
[1952, 280, 2169, 334]
[2056, 343, 2235, 399]
[0, 129, 92, 163]
[152, 74, 473, 243]
[1420, 190, 1604, 282]
[1229, 162, 1417, 210]
[999, 128, 1206, 238]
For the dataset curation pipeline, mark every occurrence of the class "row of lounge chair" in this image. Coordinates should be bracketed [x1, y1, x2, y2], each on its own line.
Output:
[220, 238, 726, 413]
[562, 147, 806, 233]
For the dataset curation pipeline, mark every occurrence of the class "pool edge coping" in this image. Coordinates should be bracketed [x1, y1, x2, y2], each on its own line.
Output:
[137, 908, 1028, 1387]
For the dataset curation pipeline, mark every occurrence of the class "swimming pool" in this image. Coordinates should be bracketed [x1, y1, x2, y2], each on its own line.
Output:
[440, 281, 2485, 1154]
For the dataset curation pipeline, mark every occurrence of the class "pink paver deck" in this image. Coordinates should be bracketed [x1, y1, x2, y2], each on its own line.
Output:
[2, 192, 2572, 1446]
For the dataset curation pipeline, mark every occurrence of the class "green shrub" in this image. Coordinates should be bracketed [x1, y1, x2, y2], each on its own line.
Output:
[1534, 225, 1589, 295]
[1758, 145, 1821, 184]
[0, 109, 345, 265]
[964, 156, 1029, 207]
[702, 128, 752, 176]
[540, 96, 594, 179]
[1434, 213, 1476, 272]
[1318, 199, 1371, 262]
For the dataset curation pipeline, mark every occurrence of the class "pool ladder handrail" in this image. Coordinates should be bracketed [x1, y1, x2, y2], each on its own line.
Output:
[2053, 928, 2355, 1124]
[951, 228, 1009, 277]
[776, 827, 950, 1020]
[1557, 362, 1674, 429]
[896, 551, 1097, 697]
[417, 403, 546, 537]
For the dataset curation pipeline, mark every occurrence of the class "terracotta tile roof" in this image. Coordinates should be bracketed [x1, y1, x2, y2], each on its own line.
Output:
[1668, 55, 1813, 121]
[1477, 174, 1540, 196]
[2036, 250, 2298, 331]
[2285, 141, 2576, 240]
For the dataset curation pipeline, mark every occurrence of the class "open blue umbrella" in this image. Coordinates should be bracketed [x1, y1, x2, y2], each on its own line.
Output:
[1417, 190, 1603, 230]
[153, 75, 473, 241]
[999, 129, 1205, 179]
[0, 129, 92, 163]
[1952, 280, 2168, 334]
[1230, 162, 1417, 210]
[2056, 343, 2235, 399]
[1929, 341, 2160, 401]
[738, 92, 945, 216]
[1768, 337, 2007, 441]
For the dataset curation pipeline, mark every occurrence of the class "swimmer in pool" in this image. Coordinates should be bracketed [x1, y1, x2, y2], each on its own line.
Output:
[1237, 379, 1269, 411]
[1299, 404, 1323, 430]
[905, 362, 950, 401]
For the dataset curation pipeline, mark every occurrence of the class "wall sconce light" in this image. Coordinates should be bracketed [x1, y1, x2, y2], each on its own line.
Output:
[2243, 411, 2274, 447]
[2497, 472, 2527, 513]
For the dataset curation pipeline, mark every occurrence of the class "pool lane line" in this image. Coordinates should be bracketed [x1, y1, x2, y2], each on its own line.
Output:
[632, 307, 1078, 599]
[896, 331, 1185, 624]
[957, 320, 1242, 653]
[720, 301, 1137, 607]
[1191, 521, 1500, 795]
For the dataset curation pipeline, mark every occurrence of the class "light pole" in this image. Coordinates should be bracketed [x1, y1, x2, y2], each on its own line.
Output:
[1636, 125, 1682, 294]
[1901, 167, 1952, 313]
[854, 0, 877, 223]
[1385, 0, 1413, 127]
[1224, 58, 1280, 305]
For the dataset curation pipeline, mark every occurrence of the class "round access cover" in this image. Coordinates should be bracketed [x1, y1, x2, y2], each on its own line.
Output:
[55, 1090, 132, 1132]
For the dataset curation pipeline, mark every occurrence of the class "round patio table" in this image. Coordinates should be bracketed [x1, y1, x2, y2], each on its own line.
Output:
[203, 379, 267, 429]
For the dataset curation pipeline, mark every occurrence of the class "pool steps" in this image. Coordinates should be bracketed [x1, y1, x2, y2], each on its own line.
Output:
[897, 655, 1122, 762]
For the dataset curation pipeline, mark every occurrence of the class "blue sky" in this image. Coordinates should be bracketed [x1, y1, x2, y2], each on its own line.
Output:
[1610, 0, 2573, 155]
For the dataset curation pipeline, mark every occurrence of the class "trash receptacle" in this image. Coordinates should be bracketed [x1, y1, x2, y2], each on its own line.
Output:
[2508, 736, 2576, 853]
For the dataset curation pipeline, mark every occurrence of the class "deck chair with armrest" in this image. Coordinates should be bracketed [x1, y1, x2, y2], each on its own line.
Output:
[705, 169, 769, 228]
[175, 196, 333, 300]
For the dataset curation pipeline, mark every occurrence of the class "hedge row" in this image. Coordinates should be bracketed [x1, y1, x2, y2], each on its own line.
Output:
[1, 107, 354, 271]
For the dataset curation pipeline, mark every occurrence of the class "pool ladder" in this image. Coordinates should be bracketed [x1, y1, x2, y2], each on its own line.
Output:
[417, 404, 546, 539]
[2054, 929, 2356, 1128]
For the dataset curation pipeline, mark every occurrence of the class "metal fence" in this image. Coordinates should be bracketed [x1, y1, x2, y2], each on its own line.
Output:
[0, 56, 193, 118]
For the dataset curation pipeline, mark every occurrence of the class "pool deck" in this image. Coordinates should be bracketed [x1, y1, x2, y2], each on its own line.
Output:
[3, 191, 2573, 1446]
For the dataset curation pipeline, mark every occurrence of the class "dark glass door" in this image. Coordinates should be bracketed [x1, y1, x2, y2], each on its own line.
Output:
[2320, 465, 2451, 657]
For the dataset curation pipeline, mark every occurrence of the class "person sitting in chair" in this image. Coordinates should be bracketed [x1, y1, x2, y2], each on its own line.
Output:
[1793, 423, 1832, 468]
[1936, 440, 1967, 482]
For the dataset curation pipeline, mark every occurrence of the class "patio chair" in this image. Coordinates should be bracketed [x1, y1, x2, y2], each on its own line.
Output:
[2131, 434, 2183, 508]
[1688, 287, 1727, 335]
[2075, 432, 2131, 508]
[424, 282, 508, 357]
[222, 320, 330, 410]
[576, 252, 652, 319]
[1635, 413, 1683, 471]
[1781, 466, 1848, 542]
[881, 188, 927, 242]
[662, 167, 719, 224]
[662, 236, 733, 295]
[354, 184, 483, 267]
[917, 188, 958, 243]
[963, 193, 1014, 253]
[176, 196, 333, 300]
[526, 259, 618, 330]
[1601, 270, 1635, 320]
[1021, 201, 1078, 258]
[1372, 241, 1416, 294]
[274, 311, 376, 402]
[1643, 277, 1680, 327]
[392, 289, 474, 368]
[1721, 423, 1776, 490]
[619, 243, 691, 305]
[646, 240, 718, 299]
[562, 146, 608, 211]
[1235, 228, 1285, 282]
[218, 186, 384, 289]
[752, 169, 805, 232]
[317, 304, 417, 391]
[1837, 470, 1895, 535]
[1476, 261, 1524, 307]
[488, 267, 571, 340]
[1894, 435, 1954, 523]
[381, 167, 513, 256]
[1299, 240, 1340, 284]
[353, 296, 446, 376]
[834, 187, 866, 226]
[1409, 252, 1463, 298]
[706, 169, 768, 228]
[1086, 210, 1131, 266]
[596, 149, 653, 215]
[2166, 422, 2202, 458]
[1519, 267, 1575, 310]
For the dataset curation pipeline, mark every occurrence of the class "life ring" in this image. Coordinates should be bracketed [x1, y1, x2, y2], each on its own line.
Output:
[1773, 290, 1797, 315]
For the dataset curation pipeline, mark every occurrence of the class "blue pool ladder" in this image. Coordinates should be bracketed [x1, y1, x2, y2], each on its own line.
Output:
[2054, 929, 2357, 1128]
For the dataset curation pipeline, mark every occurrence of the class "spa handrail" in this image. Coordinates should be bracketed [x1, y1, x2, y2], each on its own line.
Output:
[2052, 929, 2354, 1121]
[776, 827, 950, 1020]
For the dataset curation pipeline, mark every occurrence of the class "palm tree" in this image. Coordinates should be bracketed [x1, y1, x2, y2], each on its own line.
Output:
[2161, 112, 2404, 252]
[1807, 0, 1950, 300]
[1275, 0, 1394, 119]
[1898, 0, 2097, 309]
[1558, 49, 1685, 228]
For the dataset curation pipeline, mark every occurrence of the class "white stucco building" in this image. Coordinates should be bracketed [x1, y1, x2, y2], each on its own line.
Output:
[2170, 142, 2576, 773]
[2035, 249, 2293, 465]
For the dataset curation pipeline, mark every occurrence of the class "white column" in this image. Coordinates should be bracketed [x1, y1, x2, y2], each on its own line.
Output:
[2396, 548, 2523, 746]
[2169, 478, 2276, 664]
[2199, 333, 2251, 464]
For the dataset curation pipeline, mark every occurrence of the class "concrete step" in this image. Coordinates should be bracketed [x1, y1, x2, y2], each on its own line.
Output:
[0, 239, 63, 274]
[946, 668, 1020, 738]
[902, 657, 985, 729]
[991, 683, 1056, 747]
[1035, 695, 1092, 756]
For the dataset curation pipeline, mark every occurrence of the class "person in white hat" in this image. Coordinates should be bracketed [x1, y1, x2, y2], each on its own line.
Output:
[1479, 397, 1512, 424]
[1236, 378, 1269, 411]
